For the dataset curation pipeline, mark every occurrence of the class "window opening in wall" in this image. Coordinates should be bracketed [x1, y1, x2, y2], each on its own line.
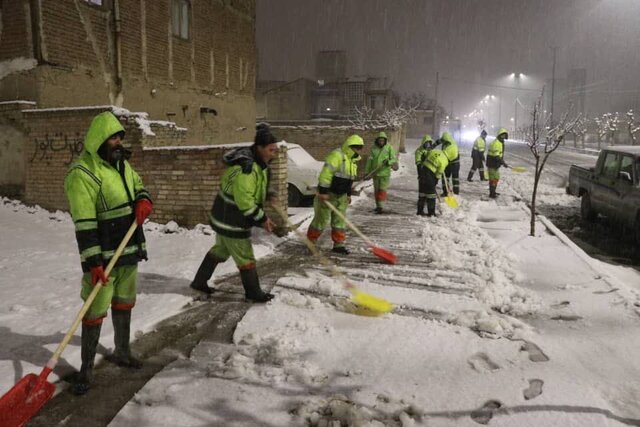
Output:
[84, 0, 103, 5]
[172, 0, 190, 40]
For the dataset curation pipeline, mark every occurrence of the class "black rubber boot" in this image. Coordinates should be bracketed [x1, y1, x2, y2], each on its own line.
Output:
[417, 197, 426, 215]
[479, 169, 486, 181]
[467, 170, 474, 182]
[240, 268, 274, 302]
[489, 184, 497, 199]
[427, 198, 437, 216]
[107, 309, 142, 369]
[189, 253, 218, 294]
[331, 246, 351, 255]
[72, 323, 102, 395]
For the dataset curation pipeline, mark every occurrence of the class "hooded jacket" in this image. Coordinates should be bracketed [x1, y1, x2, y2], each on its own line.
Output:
[318, 135, 363, 195]
[487, 128, 508, 168]
[209, 146, 270, 239]
[64, 111, 150, 272]
[423, 148, 449, 179]
[440, 132, 460, 163]
[415, 134, 434, 166]
[365, 131, 398, 178]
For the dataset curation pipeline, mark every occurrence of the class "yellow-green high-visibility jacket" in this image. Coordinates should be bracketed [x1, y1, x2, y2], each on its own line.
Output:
[365, 132, 398, 178]
[210, 147, 269, 239]
[318, 136, 362, 196]
[487, 129, 508, 169]
[440, 131, 459, 163]
[422, 148, 449, 179]
[64, 111, 150, 273]
[473, 136, 486, 153]
[415, 134, 433, 165]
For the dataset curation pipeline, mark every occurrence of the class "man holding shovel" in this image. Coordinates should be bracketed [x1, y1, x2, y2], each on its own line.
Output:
[415, 134, 435, 215]
[64, 111, 153, 395]
[418, 142, 451, 216]
[364, 131, 398, 214]
[189, 124, 277, 302]
[467, 130, 487, 182]
[307, 134, 364, 254]
[439, 131, 460, 196]
[486, 128, 510, 198]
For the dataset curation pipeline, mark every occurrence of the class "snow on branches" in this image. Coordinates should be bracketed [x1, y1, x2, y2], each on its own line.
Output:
[626, 110, 640, 145]
[349, 105, 417, 130]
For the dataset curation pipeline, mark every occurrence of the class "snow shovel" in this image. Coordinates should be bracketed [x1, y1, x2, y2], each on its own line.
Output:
[442, 176, 459, 208]
[352, 163, 385, 194]
[510, 166, 527, 173]
[323, 200, 397, 264]
[0, 221, 139, 427]
[271, 204, 393, 314]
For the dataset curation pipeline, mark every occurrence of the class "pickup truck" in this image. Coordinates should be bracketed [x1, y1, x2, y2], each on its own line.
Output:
[567, 146, 640, 242]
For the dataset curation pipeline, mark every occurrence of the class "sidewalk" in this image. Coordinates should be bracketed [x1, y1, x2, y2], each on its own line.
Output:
[109, 141, 640, 426]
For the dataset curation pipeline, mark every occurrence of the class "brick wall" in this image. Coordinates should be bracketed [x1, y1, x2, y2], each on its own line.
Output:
[270, 124, 405, 178]
[141, 143, 288, 228]
[0, 0, 257, 147]
[17, 106, 288, 228]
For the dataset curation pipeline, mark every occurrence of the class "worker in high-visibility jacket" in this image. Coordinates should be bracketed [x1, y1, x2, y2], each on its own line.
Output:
[467, 130, 487, 181]
[486, 128, 510, 198]
[418, 145, 450, 216]
[189, 124, 278, 302]
[364, 131, 398, 214]
[439, 132, 460, 196]
[415, 134, 435, 215]
[307, 135, 364, 254]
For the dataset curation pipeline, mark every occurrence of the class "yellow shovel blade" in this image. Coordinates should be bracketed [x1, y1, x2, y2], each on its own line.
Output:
[350, 289, 394, 314]
[511, 166, 527, 173]
[444, 195, 459, 208]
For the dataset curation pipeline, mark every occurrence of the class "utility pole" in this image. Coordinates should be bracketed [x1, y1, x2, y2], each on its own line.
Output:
[432, 71, 439, 135]
[514, 97, 518, 137]
[550, 46, 558, 124]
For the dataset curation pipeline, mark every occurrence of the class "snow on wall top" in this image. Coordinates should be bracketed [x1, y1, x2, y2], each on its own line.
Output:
[0, 100, 36, 105]
[0, 57, 37, 80]
[143, 141, 287, 152]
[22, 105, 187, 137]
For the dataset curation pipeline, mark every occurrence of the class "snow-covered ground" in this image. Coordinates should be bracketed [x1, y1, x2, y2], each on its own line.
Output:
[2, 139, 640, 426]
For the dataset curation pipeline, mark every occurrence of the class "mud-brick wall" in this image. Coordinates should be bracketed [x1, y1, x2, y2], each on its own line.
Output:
[270, 124, 404, 178]
[141, 143, 288, 228]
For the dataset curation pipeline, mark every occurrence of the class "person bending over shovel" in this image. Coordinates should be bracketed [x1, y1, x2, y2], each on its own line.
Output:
[189, 124, 277, 302]
[64, 111, 153, 395]
[307, 134, 364, 254]
[364, 131, 398, 214]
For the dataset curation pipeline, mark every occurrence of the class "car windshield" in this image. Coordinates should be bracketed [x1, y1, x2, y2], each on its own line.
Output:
[287, 146, 317, 165]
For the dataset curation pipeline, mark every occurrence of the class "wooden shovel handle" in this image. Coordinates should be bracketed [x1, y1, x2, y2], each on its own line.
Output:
[47, 221, 139, 369]
[323, 200, 376, 248]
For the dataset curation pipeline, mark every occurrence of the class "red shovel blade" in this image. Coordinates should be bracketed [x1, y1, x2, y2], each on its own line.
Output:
[0, 373, 55, 427]
[371, 246, 397, 264]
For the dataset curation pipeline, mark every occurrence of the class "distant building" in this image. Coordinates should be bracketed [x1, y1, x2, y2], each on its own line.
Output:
[256, 78, 316, 121]
[0, 0, 257, 145]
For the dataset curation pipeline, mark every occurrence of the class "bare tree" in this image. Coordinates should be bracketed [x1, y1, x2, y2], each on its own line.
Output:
[526, 99, 579, 236]
[349, 106, 375, 129]
[626, 110, 640, 145]
[349, 105, 417, 130]
[569, 116, 587, 149]
[401, 91, 433, 110]
[595, 112, 620, 148]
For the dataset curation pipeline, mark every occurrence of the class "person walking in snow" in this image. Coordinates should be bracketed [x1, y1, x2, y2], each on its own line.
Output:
[189, 124, 278, 302]
[467, 130, 487, 182]
[486, 128, 510, 198]
[417, 142, 450, 216]
[64, 111, 153, 395]
[364, 131, 398, 214]
[307, 134, 364, 254]
[439, 131, 460, 196]
[415, 134, 435, 215]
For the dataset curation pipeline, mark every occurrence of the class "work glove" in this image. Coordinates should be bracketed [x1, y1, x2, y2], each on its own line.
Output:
[135, 199, 153, 225]
[90, 265, 109, 286]
[261, 217, 275, 233]
[391, 162, 399, 171]
[382, 159, 389, 167]
[318, 193, 330, 202]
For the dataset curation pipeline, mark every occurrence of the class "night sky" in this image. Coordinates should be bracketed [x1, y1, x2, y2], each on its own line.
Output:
[256, 0, 640, 118]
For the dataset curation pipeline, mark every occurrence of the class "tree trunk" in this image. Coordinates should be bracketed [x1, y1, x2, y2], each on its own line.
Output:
[530, 158, 541, 236]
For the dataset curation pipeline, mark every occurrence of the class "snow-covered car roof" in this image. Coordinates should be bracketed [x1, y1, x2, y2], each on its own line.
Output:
[603, 146, 640, 156]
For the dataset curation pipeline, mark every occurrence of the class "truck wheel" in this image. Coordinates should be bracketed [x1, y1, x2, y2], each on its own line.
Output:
[580, 193, 596, 222]
[287, 184, 303, 207]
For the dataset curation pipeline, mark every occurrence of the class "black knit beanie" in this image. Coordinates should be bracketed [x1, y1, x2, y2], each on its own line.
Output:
[254, 123, 277, 146]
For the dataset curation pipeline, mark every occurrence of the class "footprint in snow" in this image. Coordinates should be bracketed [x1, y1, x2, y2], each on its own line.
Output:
[470, 400, 503, 425]
[520, 341, 550, 362]
[523, 379, 544, 400]
[468, 352, 501, 372]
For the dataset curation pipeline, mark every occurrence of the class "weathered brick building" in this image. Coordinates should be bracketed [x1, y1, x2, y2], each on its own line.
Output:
[0, 0, 256, 145]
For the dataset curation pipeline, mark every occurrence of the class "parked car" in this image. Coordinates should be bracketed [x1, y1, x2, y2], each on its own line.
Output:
[286, 143, 323, 207]
[567, 146, 640, 242]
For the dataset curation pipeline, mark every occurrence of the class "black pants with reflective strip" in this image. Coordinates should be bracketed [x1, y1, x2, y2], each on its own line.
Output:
[442, 161, 460, 195]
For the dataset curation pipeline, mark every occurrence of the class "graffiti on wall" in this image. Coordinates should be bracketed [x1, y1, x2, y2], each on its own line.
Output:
[30, 133, 84, 165]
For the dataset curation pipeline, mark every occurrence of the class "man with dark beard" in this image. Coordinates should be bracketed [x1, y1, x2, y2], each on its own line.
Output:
[64, 111, 153, 395]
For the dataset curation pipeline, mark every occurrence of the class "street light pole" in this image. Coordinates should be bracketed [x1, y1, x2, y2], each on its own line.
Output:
[433, 71, 439, 135]
[514, 97, 518, 137]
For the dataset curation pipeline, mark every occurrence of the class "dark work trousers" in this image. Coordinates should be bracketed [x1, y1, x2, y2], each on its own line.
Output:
[442, 160, 460, 195]
[469, 151, 486, 180]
